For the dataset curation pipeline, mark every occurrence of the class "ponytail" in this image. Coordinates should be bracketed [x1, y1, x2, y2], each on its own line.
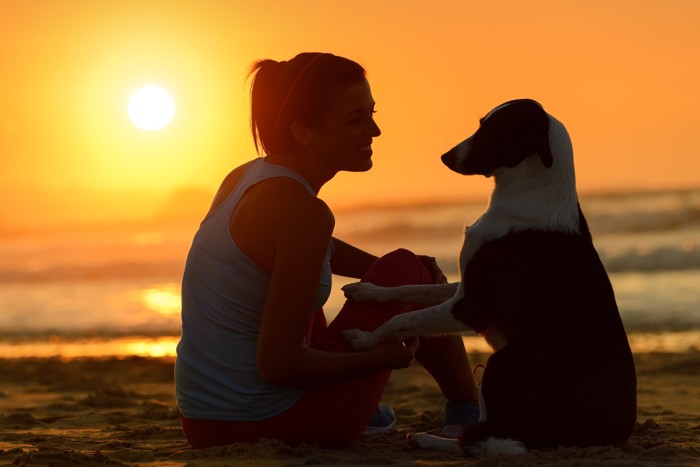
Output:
[247, 59, 286, 157]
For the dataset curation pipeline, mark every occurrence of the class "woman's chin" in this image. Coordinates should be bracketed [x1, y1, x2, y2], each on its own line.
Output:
[355, 155, 374, 171]
[353, 160, 373, 172]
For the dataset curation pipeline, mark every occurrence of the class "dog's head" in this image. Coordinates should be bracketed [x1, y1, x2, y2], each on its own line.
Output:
[442, 99, 553, 176]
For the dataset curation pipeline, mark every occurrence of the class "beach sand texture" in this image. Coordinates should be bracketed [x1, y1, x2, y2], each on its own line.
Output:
[0, 352, 698, 466]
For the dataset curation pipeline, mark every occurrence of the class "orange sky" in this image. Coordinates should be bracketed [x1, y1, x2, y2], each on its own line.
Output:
[1, 0, 699, 229]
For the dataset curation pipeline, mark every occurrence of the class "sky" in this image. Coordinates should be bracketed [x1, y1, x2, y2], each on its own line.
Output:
[1, 0, 699, 229]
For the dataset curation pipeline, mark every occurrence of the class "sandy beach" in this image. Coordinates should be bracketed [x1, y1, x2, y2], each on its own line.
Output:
[0, 351, 698, 466]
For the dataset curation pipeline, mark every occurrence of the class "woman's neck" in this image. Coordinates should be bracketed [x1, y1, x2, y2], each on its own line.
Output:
[264, 153, 335, 195]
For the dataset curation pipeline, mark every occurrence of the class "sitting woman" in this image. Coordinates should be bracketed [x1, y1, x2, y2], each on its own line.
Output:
[174, 52, 480, 449]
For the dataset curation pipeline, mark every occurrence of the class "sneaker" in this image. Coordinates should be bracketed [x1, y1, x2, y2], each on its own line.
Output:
[362, 405, 396, 435]
[441, 400, 480, 438]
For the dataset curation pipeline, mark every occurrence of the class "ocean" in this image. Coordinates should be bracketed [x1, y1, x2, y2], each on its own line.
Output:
[1, 188, 698, 358]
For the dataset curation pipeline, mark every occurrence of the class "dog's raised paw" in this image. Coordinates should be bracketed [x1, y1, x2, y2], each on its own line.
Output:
[341, 282, 387, 303]
[342, 328, 378, 350]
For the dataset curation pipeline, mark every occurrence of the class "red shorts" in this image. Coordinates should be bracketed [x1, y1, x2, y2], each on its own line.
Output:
[181, 248, 433, 448]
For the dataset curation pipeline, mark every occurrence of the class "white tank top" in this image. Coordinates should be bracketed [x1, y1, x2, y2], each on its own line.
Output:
[175, 158, 334, 421]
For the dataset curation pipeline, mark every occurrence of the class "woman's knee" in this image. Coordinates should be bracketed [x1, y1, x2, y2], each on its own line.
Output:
[362, 248, 431, 287]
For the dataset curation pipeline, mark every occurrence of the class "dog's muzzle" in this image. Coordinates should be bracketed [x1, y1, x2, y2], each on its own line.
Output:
[441, 149, 458, 170]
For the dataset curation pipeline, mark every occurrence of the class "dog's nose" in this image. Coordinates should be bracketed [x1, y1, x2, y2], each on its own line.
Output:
[441, 150, 457, 169]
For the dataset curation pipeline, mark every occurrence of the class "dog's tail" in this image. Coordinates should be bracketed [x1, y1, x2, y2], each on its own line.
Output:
[459, 423, 527, 457]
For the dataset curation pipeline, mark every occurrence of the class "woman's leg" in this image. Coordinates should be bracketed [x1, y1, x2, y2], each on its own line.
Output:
[415, 336, 480, 403]
[308, 249, 480, 441]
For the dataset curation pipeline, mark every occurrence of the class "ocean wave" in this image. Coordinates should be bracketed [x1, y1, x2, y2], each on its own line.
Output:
[585, 205, 700, 234]
[0, 238, 696, 282]
[335, 188, 700, 238]
[343, 227, 700, 274]
[600, 244, 700, 272]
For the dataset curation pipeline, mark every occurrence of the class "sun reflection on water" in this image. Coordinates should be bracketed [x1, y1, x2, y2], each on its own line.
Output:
[0, 336, 179, 359]
[141, 285, 181, 315]
[124, 338, 177, 358]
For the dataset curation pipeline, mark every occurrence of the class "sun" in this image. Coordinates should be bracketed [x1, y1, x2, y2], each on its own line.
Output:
[128, 85, 175, 131]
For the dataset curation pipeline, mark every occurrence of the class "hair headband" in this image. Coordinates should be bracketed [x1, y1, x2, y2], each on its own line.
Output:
[274, 53, 328, 131]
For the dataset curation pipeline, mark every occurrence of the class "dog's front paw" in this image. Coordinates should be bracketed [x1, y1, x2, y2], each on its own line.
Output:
[342, 282, 390, 303]
[342, 328, 379, 351]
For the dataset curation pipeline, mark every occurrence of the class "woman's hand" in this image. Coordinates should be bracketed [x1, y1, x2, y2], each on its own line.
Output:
[417, 255, 448, 284]
[370, 336, 420, 370]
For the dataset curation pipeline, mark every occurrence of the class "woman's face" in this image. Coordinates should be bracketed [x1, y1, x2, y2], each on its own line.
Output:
[308, 78, 381, 173]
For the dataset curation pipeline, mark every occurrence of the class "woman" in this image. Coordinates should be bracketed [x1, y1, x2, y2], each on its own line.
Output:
[174, 52, 480, 449]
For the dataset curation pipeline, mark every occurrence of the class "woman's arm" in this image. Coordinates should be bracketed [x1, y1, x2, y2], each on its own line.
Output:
[330, 238, 447, 283]
[329, 237, 378, 279]
[256, 191, 416, 388]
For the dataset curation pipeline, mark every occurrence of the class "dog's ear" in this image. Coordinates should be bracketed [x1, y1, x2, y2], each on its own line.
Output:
[535, 111, 553, 168]
[537, 137, 553, 168]
[510, 100, 554, 169]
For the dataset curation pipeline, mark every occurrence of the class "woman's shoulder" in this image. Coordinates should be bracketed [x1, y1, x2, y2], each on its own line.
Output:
[207, 161, 257, 214]
[239, 176, 333, 229]
[261, 178, 333, 223]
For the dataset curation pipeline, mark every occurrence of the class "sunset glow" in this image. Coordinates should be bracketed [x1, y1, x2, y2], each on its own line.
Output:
[1, 0, 699, 229]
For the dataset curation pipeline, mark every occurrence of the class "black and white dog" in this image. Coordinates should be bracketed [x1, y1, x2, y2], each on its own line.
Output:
[343, 99, 637, 455]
